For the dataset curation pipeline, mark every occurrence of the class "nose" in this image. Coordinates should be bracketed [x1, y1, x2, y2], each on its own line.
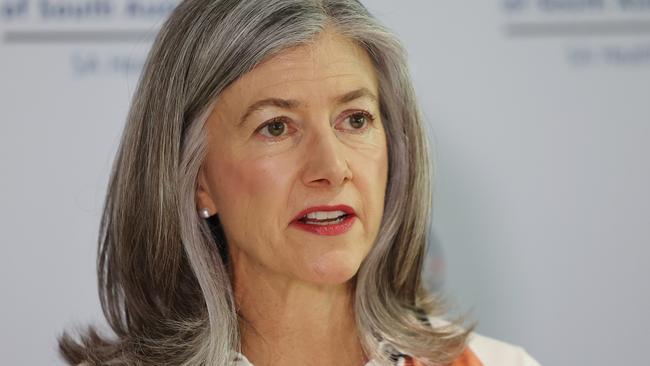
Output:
[301, 126, 353, 188]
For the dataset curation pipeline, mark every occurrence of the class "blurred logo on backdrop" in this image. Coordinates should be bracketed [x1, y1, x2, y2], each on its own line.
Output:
[499, 0, 650, 67]
[0, 0, 179, 25]
[2, 0, 648, 79]
[0, 0, 180, 79]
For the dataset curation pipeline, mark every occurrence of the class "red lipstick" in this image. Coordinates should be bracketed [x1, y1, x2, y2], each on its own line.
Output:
[290, 204, 357, 236]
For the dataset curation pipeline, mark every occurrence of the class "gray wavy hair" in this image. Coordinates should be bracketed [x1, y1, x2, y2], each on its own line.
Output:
[58, 0, 472, 365]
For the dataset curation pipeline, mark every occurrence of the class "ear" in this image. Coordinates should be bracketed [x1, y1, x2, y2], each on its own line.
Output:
[196, 165, 218, 216]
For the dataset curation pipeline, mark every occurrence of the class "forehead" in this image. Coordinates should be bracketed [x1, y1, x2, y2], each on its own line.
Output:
[223, 30, 379, 104]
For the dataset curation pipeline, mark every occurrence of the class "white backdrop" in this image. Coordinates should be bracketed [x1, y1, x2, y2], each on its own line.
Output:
[1, 1, 649, 365]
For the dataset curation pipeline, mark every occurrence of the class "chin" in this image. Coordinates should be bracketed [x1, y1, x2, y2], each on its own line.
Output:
[304, 250, 365, 285]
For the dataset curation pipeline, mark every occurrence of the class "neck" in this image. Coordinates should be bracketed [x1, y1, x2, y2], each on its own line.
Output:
[233, 262, 367, 366]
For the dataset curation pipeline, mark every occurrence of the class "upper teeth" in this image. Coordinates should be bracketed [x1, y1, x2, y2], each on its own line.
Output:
[303, 210, 347, 220]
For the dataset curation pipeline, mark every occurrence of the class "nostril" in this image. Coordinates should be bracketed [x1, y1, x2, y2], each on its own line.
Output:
[309, 178, 334, 187]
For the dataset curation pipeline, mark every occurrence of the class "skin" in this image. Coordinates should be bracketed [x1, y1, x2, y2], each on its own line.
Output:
[196, 29, 388, 366]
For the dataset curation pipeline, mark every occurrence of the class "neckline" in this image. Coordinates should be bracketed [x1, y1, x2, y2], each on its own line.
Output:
[231, 315, 451, 366]
[234, 351, 395, 366]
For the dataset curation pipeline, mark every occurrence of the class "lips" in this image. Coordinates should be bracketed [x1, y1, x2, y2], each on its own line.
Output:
[291, 204, 356, 223]
[290, 204, 357, 236]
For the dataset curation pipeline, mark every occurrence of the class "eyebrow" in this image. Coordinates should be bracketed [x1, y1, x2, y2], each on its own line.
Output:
[238, 87, 378, 126]
[336, 87, 378, 105]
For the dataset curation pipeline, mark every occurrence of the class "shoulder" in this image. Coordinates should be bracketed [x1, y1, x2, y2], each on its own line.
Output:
[426, 316, 541, 366]
[467, 332, 541, 366]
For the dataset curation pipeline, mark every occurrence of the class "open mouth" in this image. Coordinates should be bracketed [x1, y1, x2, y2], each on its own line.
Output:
[298, 213, 351, 225]
[291, 206, 357, 236]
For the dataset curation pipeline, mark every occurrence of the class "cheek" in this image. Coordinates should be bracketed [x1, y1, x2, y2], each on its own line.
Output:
[359, 134, 388, 205]
[347, 133, 388, 237]
[208, 151, 297, 237]
[372, 152, 389, 228]
[371, 138, 389, 234]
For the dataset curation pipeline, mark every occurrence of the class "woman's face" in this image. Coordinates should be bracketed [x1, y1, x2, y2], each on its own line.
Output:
[196, 30, 388, 285]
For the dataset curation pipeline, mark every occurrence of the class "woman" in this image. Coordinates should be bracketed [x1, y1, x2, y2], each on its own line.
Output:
[59, 0, 541, 365]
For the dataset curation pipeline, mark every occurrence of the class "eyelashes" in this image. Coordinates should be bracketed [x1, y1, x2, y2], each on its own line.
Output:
[255, 110, 376, 141]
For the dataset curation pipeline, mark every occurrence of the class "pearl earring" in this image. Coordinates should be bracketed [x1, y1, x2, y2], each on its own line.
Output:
[199, 208, 211, 218]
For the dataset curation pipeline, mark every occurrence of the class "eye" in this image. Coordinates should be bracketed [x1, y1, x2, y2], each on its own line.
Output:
[257, 118, 290, 139]
[340, 110, 375, 131]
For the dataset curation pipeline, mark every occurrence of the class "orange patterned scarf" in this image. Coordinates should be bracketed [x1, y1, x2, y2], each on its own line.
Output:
[404, 347, 484, 366]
